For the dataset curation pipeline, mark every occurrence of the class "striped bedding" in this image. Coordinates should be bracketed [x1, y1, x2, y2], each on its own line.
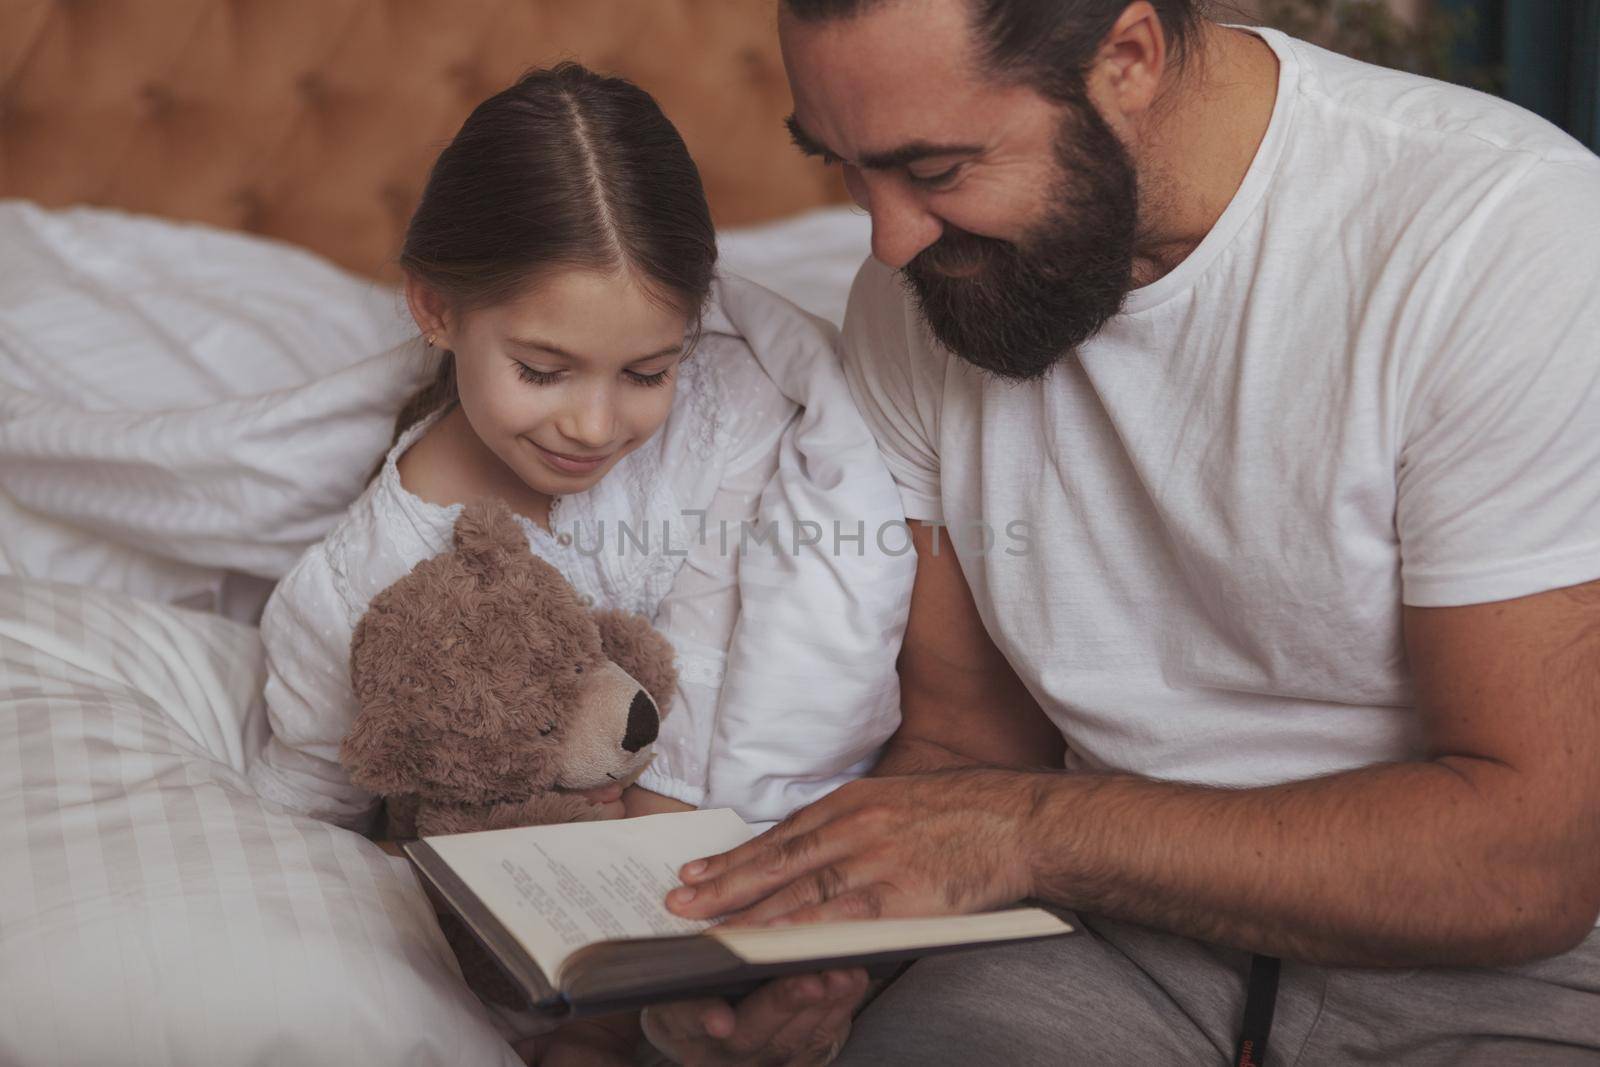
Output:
[0, 576, 522, 1065]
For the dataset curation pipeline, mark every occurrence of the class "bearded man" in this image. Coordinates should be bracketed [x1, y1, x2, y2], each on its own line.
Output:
[643, 2, 1600, 1064]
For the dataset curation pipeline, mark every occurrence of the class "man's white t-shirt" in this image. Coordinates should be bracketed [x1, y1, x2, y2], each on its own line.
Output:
[839, 27, 1600, 788]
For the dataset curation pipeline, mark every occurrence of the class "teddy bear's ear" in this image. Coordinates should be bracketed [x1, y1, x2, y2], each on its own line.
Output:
[452, 499, 532, 582]
[591, 609, 680, 711]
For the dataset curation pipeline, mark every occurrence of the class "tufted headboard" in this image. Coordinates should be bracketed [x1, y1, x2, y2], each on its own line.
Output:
[0, 0, 845, 280]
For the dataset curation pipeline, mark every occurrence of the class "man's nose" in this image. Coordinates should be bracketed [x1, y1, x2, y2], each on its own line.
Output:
[863, 175, 943, 270]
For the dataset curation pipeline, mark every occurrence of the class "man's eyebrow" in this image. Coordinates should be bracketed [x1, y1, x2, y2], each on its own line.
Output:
[858, 140, 984, 170]
[507, 338, 682, 363]
[784, 113, 982, 171]
[786, 114, 841, 164]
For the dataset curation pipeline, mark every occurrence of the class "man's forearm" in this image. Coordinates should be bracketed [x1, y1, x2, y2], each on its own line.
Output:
[1017, 756, 1590, 968]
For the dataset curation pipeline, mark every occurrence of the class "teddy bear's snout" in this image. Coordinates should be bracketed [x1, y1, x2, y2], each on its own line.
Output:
[622, 690, 659, 753]
[554, 659, 663, 789]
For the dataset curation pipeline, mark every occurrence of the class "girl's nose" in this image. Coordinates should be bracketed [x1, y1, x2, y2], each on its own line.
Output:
[558, 384, 616, 448]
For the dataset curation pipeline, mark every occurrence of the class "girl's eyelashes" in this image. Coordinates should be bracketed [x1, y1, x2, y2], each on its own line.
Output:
[513, 361, 675, 388]
[515, 363, 564, 386]
[625, 367, 674, 388]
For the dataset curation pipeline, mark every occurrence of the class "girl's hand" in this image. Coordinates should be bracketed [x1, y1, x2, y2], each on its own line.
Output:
[570, 782, 626, 820]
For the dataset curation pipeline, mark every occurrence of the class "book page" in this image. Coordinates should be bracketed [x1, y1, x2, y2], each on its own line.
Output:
[423, 808, 756, 980]
[710, 908, 1073, 964]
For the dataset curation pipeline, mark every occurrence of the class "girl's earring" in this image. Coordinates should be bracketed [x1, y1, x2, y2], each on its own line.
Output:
[425, 333, 437, 348]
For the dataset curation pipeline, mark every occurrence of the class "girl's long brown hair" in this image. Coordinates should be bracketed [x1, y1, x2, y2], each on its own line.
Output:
[386, 62, 718, 453]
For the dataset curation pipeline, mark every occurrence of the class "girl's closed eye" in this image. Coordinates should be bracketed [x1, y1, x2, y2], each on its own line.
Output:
[625, 366, 674, 388]
[512, 362, 677, 388]
[515, 363, 564, 386]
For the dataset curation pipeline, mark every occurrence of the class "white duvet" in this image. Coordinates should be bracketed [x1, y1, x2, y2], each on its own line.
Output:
[0, 199, 876, 1065]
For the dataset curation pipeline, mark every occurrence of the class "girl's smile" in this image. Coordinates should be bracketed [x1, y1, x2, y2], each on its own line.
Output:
[529, 438, 616, 475]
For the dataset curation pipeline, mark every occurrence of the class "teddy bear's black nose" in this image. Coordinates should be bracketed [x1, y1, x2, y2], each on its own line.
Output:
[621, 690, 659, 752]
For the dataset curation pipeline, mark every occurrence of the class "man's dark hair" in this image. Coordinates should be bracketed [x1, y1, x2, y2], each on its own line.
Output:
[782, 0, 1202, 101]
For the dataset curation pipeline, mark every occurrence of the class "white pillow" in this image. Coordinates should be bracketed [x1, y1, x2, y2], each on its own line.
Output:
[717, 205, 871, 328]
[0, 575, 523, 1066]
[0, 200, 407, 409]
[0, 201, 421, 615]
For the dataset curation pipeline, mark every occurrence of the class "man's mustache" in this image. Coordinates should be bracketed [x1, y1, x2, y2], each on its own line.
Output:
[907, 228, 1016, 283]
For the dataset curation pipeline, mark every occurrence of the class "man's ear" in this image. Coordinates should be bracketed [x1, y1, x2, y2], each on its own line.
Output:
[1087, 0, 1168, 125]
[403, 273, 454, 347]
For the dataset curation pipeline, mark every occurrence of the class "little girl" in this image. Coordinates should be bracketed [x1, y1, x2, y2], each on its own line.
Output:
[247, 62, 913, 1058]
[249, 61, 797, 834]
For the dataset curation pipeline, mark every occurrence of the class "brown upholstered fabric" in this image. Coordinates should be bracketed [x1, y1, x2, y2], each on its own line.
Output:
[0, 0, 846, 279]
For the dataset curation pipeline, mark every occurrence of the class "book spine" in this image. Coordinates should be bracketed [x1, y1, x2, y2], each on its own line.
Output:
[403, 840, 564, 1011]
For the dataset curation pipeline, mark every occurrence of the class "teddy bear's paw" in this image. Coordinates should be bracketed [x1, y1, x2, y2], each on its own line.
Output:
[412, 799, 536, 836]
[494, 792, 617, 827]
[412, 802, 484, 837]
[413, 793, 618, 835]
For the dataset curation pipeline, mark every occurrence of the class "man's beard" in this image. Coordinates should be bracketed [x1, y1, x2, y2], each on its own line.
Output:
[901, 95, 1139, 381]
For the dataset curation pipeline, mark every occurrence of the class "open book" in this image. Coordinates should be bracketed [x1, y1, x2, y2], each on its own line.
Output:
[404, 808, 1074, 1017]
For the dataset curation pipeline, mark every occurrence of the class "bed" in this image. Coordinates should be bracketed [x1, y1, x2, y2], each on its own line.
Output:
[0, 4, 869, 1062]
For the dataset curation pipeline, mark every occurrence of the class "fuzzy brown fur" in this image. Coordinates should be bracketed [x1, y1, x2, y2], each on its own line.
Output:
[338, 498, 679, 1004]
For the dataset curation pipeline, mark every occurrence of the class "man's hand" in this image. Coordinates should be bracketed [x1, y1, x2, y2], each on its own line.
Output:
[667, 771, 1035, 926]
[640, 970, 868, 1067]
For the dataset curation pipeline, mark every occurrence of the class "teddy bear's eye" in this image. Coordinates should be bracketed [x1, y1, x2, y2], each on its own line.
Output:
[539, 722, 555, 736]
[574, 665, 583, 675]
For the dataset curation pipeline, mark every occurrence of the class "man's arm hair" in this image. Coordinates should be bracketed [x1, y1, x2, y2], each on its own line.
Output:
[873, 524, 1599, 966]
[1015, 578, 1600, 966]
[687, 517, 1596, 966]
[873, 521, 1065, 776]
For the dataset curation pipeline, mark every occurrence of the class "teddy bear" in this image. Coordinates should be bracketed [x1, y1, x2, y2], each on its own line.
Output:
[340, 498, 679, 836]
[337, 498, 679, 1003]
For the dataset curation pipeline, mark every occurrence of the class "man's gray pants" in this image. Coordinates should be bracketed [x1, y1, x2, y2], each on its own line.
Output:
[836, 915, 1600, 1065]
